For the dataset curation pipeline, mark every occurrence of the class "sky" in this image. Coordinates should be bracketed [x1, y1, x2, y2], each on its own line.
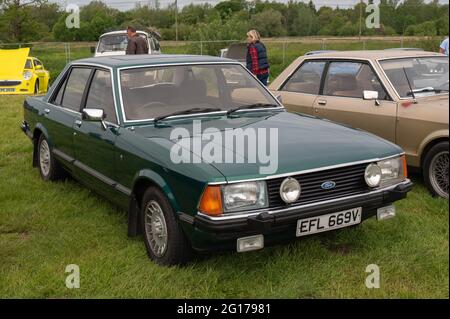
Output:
[53, 0, 450, 11]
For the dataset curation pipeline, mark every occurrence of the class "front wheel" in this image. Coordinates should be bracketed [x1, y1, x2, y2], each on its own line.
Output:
[423, 141, 449, 198]
[141, 186, 192, 265]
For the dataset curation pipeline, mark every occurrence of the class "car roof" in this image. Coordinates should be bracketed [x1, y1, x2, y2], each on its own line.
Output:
[73, 54, 236, 68]
[303, 50, 443, 60]
[101, 30, 149, 36]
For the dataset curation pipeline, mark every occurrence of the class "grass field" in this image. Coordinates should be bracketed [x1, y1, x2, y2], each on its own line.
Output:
[0, 95, 448, 298]
[16, 36, 441, 85]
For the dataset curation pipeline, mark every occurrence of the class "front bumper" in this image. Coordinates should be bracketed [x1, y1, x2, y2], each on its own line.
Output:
[182, 179, 413, 252]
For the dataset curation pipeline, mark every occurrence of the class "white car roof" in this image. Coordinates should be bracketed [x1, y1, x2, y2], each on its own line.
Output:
[100, 30, 149, 37]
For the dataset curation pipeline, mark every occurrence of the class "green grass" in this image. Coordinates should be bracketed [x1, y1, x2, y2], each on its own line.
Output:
[0, 95, 448, 298]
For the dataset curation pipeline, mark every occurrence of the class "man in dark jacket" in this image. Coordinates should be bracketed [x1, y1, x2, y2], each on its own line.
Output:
[126, 26, 149, 55]
[246, 29, 270, 86]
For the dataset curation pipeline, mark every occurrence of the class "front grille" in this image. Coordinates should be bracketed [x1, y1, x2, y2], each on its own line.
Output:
[0, 81, 21, 87]
[267, 163, 370, 209]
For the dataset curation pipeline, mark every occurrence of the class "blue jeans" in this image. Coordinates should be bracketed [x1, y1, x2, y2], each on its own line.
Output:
[257, 73, 269, 86]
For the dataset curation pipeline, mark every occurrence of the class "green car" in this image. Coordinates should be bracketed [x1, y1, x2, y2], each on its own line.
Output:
[21, 55, 413, 265]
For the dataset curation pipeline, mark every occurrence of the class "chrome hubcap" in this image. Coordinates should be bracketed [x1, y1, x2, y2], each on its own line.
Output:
[144, 200, 168, 257]
[430, 150, 449, 198]
[39, 140, 51, 176]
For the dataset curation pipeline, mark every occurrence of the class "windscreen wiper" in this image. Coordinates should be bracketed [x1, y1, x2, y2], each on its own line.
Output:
[226, 103, 280, 116]
[153, 107, 222, 123]
[409, 87, 449, 95]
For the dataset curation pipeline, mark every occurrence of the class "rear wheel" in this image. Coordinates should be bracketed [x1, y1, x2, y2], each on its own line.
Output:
[423, 141, 449, 198]
[141, 186, 192, 266]
[37, 135, 65, 181]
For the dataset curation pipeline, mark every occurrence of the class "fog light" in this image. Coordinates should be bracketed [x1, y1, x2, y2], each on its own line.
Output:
[377, 205, 396, 221]
[236, 235, 264, 252]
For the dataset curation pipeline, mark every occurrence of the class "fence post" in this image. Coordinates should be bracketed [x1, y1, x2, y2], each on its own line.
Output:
[200, 41, 203, 55]
[322, 39, 326, 50]
[282, 41, 286, 65]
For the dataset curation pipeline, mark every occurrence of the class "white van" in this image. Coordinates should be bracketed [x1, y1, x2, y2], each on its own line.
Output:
[92, 30, 161, 57]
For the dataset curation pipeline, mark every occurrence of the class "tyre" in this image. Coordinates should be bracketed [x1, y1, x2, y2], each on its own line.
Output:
[37, 135, 65, 181]
[34, 80, 39, 94]
[140, 186, 192, 265]
[423, 141, 449, 198]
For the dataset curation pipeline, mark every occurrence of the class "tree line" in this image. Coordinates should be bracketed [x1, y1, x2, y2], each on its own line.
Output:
[0, 0, 448, 43]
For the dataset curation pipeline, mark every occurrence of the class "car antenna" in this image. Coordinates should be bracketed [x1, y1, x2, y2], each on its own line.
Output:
[403, 67, 417, 104]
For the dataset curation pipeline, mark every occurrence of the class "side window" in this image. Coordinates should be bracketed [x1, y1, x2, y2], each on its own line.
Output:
[149, 37, 156, 51]
[53, 78, 66, 106]
[85, 69, 117, 124]
[34, 59, 42, 68]
[323, 62, 389, 100]
[281, 61, 326, 94]
[61, 68, 92, 112]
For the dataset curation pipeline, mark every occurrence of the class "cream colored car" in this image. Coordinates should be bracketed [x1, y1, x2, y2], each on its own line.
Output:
[270, 50, 448, 198]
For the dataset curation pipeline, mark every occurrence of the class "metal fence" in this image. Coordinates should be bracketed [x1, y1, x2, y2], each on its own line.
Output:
[0, 36, 441, 80]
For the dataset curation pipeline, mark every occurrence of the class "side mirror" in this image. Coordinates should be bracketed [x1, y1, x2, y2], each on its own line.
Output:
[90, 46, 96, 54]
[363, 90, 380, 106]
[35, 64, 42, 70]
[363, 90, 379, 100]
[82, 108, 107, 129]
[275, 94, 283, 103]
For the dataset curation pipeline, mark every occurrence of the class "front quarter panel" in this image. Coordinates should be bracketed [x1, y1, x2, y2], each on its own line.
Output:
[114, 128, 226, 215]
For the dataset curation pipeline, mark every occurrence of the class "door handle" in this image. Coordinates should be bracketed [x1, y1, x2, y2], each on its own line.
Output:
[317, 100, 327, 106]
[44, 108, 50, 115]
[75, 120, 82, 127]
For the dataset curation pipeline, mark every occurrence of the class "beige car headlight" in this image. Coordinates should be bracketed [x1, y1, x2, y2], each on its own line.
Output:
[365, 155, 407, 188]
[23, 70, 33, 81]
[222, 181, 268, 212]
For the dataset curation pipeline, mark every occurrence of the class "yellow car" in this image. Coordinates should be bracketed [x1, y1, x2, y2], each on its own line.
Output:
[0, 48, 50, 95]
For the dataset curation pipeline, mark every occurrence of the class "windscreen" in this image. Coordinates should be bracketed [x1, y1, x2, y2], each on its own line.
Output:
[119, 64, 279, 121]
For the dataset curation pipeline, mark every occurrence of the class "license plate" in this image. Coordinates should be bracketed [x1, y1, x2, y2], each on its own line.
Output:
[296, 207, 362, 237]
[0, 88, 15, 92]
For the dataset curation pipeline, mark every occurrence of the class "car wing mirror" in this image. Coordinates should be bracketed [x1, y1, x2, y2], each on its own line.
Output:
[363, 90, 380, 106]
[82, 108, 107, 130]
[275, 94, 283, 103]
[90, 46, 96, 54]
[35, 65, 42, 70]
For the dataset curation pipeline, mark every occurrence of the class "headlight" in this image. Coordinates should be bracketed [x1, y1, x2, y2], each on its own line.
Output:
[222, 181, 268, 212]
[23, 71, 32, 80]
[280, 177, 301, 203]
[365, 155, 407, 188]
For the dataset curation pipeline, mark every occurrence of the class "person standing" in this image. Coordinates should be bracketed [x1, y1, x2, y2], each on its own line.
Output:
[246, 30, 270, 86]
[126, 26, 149, 55]
[439, 37, 449, 55]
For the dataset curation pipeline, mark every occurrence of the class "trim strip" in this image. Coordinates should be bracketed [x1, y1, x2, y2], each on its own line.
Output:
[199, 179, 411, 221]
[52, 148, 131, 196]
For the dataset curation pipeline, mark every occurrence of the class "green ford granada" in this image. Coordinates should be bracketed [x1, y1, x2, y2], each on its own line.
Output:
[21, 55, 413, 265]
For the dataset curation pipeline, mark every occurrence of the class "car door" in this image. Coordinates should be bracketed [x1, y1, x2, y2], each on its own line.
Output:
[43, 67, 91, 162]
[314, 60, 397, 142]
[273, 60, 326, 115]
[72, 68, 120, 198]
